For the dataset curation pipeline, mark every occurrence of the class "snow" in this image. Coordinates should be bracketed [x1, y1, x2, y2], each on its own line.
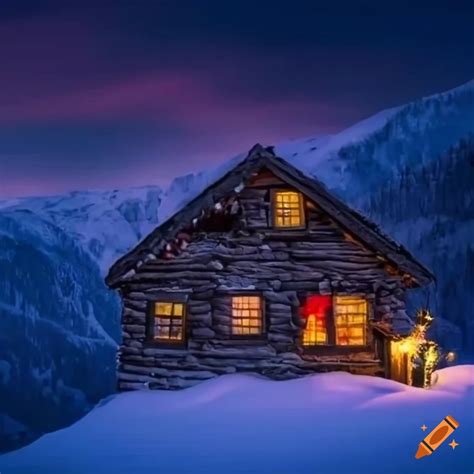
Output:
[276, 105, 402, 171]
[1, 366, 473, 474]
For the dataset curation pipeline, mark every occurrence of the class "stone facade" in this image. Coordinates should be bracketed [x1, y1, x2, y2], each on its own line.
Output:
[114, 171, 413, 390]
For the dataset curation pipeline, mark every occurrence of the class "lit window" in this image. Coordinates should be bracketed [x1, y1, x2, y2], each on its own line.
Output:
[302, 295, 331, 346]
[153, 301, 185, 342]
[334, 296, 367, 346]
[232, 296, 263, 336]
[273, 191, 304, 228]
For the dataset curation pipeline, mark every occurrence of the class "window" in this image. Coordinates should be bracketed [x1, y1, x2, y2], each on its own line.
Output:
[232, 296, 263, 336]
[301, 295, 368, 347]
[273, 191, 304, 228]
[302, 295, 331, 346]
[303, 315, 327, 345]
[152, 301, 185, 343]
[334, 296, 367, 346]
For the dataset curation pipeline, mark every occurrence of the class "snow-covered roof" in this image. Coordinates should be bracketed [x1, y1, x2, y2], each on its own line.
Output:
[106, 144, 434, 288]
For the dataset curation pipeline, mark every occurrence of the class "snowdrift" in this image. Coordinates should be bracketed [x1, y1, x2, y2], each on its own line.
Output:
[1, 366, 473, 474]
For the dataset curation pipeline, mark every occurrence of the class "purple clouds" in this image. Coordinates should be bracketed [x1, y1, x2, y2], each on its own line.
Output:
[0, 2, 472, 197]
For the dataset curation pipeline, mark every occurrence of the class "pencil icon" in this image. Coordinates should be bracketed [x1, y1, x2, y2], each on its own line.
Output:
[415, 415, 459, 459]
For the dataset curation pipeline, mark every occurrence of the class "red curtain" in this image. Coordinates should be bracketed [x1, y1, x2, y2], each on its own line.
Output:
[301, 295, 332, 326]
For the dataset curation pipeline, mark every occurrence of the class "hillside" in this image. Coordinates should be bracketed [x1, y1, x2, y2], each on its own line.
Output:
[278, 79, 474, 200]
[1, 366, 472, 474]
[0, 211, 119, 451]
[361, 137, 474, 350]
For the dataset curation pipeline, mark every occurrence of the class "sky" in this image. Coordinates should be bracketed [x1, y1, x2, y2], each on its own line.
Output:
[0, 0, 473, 198]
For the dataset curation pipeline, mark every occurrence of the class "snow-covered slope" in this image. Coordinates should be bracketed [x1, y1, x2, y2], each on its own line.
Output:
[1, 366, 472, 474]
[279, 79, 474, 199]
[277, 105, 401, 166]
[0, 155, 246, 273]
[0, 187, 163, 272]
[361, 137, 474, 350]
[0, 211, 119, 451]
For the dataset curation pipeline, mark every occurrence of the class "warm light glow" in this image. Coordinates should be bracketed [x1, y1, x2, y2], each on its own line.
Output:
[446, 351, 456, 362]
[274, 191, 304, 227]
[334, 296, 367, 345]
[302, 295, 331, 346]
[303, 315, 327, 345]
[391, 309, 439, 388]
[399, 339, 417, 354]
[424, 345, 439, 388]
[232, 296, 262, 336]
[154, 301, 184, 341]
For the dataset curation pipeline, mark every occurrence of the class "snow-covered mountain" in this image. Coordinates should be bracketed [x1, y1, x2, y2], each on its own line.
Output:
[0, 210, 119, 450]
[361, 136, 474, 350]
[278, 79, 474, 199]
[0, 156, 246, 273]
[0, 187, 163, 273]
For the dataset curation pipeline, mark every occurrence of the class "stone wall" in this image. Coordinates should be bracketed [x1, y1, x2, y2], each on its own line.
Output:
[116, 179, 410, 390]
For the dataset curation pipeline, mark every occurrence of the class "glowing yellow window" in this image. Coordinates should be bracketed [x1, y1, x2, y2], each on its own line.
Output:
[232, 296, 263, 336]
[273, 191, 304, 228]
[153, 301, 185, 342]
[334, 296, 367, 346]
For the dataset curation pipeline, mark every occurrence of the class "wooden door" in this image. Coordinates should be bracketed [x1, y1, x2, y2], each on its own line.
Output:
[390, 341, 410, 384]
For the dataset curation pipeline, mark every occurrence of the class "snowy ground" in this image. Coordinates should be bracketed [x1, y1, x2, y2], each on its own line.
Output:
[1, 366, 473, 474]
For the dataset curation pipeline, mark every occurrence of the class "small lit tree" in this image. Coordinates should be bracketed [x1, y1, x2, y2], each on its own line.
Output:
[395, 309, 439, 388]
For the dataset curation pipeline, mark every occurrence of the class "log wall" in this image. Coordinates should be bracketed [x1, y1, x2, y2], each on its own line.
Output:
[116, 176, 410, 390]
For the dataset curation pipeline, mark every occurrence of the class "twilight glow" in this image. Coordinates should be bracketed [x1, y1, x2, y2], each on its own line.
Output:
[0, 1, 472, 197]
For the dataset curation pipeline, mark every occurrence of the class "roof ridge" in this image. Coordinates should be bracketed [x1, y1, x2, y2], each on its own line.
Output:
[106, 144, 434, 288]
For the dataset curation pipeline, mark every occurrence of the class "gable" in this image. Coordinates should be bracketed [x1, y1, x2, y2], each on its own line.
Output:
[106, 144, 434, 288]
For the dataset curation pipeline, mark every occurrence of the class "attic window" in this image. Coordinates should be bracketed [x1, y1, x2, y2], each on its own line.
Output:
[232, 296, 263, 336]
[152, 301, 185, 343]
[273, 191, 305, 228]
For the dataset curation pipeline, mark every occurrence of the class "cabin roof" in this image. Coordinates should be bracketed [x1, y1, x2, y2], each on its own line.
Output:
[106, 144, 434, 288]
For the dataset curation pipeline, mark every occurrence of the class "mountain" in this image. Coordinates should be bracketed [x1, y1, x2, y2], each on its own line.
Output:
[0, 187, 163, 273]
[361, 136, 474, 350]
[278, 79, 474, 200]
[0, 155, 245, 273]
[0, 210, 119, 451]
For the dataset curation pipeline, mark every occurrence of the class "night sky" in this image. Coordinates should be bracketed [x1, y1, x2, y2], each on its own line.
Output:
[0, 1, 473, 197]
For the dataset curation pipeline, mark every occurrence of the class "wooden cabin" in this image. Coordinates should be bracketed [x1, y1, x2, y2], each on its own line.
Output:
[106, 144, 434, 390]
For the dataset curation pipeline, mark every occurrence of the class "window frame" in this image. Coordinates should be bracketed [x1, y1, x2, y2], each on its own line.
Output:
[270, 189, 306, 230]
[333, 295, 368, 347]
[145, 293, 188, 348]
[301, 293, 370, 353]
[229, 293, 266, 340]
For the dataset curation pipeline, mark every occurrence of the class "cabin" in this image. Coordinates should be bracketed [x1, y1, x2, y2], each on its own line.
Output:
[106, 144, 434, 390]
